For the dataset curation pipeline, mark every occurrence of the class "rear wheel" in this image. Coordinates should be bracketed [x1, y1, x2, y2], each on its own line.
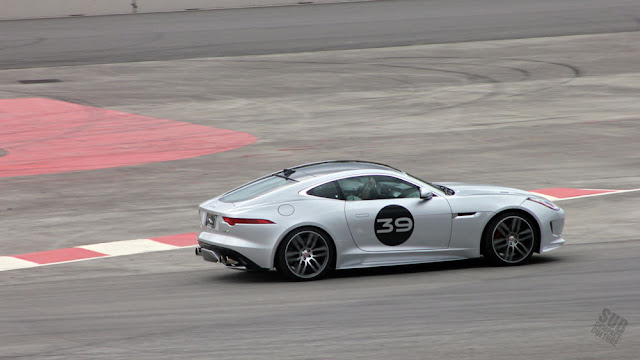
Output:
[483, 212, 537, 266]
[276, 227, 335, 281]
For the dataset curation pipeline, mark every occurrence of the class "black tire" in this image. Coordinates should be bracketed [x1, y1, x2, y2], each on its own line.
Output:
[482, 211, 538, 266]
[275, 227, 335, 281]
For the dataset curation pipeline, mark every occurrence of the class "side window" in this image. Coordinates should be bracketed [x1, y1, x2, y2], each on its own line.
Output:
[337, 175, 420, 201]
[307, 181, 343, 200]
[337, 176, 371, 201]
[374, 176, 420, 199]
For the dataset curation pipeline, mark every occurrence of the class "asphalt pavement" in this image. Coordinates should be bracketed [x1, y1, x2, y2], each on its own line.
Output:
[0, 0, 639, 69]
[1, 0, 639, 358]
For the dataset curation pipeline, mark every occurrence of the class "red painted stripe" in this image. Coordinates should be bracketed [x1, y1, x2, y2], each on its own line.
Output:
[12, 248, 106, 264]
[150, 233, 199, 247]
[531, 188, 618, 199]
[0, 98, 257, 177]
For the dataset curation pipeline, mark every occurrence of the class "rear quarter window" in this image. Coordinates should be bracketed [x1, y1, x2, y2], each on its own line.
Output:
[307, 181, 343, 200]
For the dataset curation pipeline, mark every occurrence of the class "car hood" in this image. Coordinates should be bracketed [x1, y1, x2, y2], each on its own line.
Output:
[436, 182, 533, 197]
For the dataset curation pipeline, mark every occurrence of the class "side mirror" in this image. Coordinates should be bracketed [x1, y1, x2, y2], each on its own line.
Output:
[419, 188, 433, 200]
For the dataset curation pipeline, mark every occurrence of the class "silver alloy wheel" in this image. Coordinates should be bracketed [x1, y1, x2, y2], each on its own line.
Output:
[491, 216, 535, 264]
[284, 230, 330, 279]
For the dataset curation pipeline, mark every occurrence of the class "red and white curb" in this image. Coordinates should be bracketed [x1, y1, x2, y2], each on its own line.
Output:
[2, 187, 639, 272]
[0, 233, 197, 272]
[530, 187, 640, 201]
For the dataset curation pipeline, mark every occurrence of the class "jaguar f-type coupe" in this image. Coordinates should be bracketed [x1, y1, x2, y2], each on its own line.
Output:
[196, 160, 565, 280]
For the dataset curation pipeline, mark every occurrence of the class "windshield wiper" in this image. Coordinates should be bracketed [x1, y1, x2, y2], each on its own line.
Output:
[434, 184, 455, 196]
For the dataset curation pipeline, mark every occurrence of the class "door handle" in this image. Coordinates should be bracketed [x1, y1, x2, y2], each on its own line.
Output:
[355, 213, 370, 218]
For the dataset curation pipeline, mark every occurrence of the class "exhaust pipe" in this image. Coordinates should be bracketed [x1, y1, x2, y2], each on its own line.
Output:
[198, 247, 221, 263]
[196, 246, 235, 266]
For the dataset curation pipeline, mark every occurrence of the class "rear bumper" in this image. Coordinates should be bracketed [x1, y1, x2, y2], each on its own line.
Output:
[195, 247, 220, 262]
[197, 229, 279, 269]
[196, 241, 267, 271]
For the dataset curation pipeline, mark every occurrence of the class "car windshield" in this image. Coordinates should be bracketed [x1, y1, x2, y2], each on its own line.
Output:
[407, 172, 455, 195]
[219, 175, 291, 203]
[405, 172, 432, 186]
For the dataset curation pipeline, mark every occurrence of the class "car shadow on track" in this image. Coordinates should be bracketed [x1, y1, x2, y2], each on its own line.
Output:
[206, 255, 563, 283]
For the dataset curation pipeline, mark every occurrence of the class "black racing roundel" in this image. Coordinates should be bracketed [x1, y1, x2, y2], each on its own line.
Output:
[374, 205, 414, 246]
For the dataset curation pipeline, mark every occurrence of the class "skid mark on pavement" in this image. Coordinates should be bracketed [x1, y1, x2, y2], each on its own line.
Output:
[0, 98, 257, 177]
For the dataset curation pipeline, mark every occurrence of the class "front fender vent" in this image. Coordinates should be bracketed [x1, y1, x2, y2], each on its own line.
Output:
[454, 212, 477, 218]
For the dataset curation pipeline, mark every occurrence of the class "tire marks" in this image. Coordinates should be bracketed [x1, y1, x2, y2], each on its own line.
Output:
[230, 55, 582, 113]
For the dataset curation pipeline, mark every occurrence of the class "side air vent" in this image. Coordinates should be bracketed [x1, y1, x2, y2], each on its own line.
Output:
[455, 212, 477, 217]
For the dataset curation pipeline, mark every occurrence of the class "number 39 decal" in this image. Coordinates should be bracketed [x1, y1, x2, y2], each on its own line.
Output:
[376, 217, 414, 233]
[374, 205, 415, 246]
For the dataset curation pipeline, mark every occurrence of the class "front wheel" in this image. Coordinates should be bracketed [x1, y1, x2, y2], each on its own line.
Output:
[275, 227, 335, 281]
[483, 212, 537, 266]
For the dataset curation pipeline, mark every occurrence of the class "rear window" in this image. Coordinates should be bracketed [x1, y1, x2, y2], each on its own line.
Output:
[219, 176, 290, 203]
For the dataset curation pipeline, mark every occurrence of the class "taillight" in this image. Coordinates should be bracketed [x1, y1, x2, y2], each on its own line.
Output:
[222, 217, 275, 226]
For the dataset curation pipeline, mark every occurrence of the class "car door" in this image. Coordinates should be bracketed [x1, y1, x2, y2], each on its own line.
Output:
[340, 175, 452, 252]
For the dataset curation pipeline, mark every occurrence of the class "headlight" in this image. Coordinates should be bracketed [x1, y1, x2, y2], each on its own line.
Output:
[527, 196, 561, 211]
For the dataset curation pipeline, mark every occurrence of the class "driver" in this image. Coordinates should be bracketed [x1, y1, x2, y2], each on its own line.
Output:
[359, 177, 379, 200]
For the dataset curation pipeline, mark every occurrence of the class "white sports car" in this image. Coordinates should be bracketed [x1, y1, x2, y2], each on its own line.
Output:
[196, 160, 565, 281]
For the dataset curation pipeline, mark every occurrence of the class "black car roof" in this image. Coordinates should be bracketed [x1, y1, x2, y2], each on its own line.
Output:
[285, 160, 403, 178]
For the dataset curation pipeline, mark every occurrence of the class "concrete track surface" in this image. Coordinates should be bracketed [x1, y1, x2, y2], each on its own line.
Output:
[1, 0, 639, 359]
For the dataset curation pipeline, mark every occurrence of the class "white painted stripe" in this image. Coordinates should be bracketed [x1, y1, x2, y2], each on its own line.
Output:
[78, 239, 178, 256]
[553, 188, 640, 202]
[0, 256, 39, 271]
[580, 188, 621, 191]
